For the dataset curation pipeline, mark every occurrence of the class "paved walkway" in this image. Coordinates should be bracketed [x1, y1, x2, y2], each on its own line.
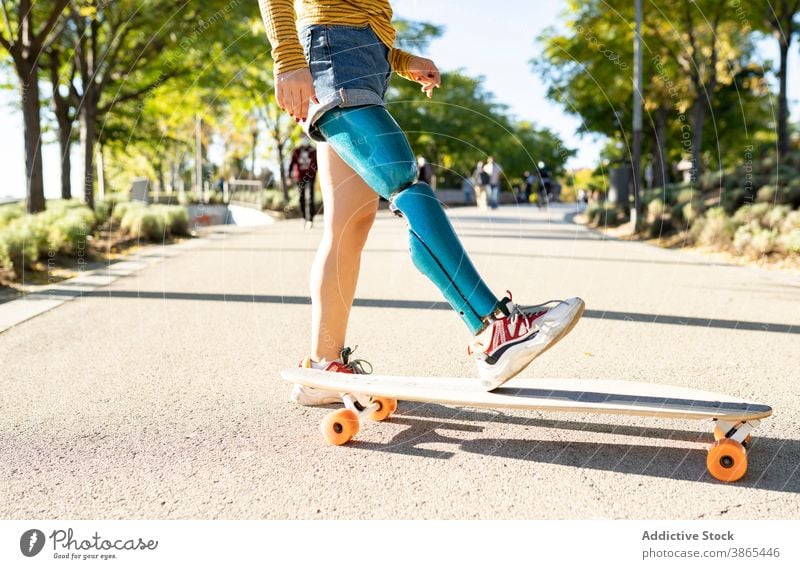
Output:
[1, 203, 798, 519]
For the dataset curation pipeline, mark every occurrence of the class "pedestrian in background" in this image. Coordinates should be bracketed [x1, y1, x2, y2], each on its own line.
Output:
[290, 136, 318, 229]
[473, 160, 489, 210]
[483, 156, 502, 209]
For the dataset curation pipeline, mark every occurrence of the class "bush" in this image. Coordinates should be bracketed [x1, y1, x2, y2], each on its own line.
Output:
[763, 205, 791, 229]
[777, 229, 800, 255]
[120, 207, 166, 242]
[693, 207, 737, 248]
[720, 188, 746, 214]
[683, 201, 703, 225]
[119, 204, 189, 242]
[112, 200, 144, 223]
[153, 205, 189, 236]
[733, 223, 778, 257]
[0, 218, 40, 270]
[781, 210, 800, 232]
[0, 201, 24, 228]
[284, 194, 301, 216]
[0, 202, 96, 274]
[46, 207, 95, 254]
[733, 203, 770, 225]
[675, 188, 698, 205]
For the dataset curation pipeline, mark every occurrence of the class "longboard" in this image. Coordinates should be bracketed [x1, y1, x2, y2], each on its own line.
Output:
[281, 368, 772, 483]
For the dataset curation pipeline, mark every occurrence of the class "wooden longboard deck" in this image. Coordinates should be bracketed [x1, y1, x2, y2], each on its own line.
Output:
[282, 368, 772, 421]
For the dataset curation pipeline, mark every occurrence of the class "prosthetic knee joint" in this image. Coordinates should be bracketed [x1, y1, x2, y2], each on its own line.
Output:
[317, 106, 499, 334]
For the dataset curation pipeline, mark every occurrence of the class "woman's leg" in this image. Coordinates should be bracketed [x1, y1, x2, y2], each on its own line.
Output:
[310, 142, 378, 362]
[317, 105, 500, 334]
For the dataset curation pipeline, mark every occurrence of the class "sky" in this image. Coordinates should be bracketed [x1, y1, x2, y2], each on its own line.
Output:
[2, 0, 799, 200]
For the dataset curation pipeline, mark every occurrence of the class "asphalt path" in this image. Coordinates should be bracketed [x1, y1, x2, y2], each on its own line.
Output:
[1, 203, 798, 519]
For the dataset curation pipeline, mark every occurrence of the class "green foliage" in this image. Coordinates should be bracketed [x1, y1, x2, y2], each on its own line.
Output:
[691, 207, 737, 248]
[118, 203, 189, 241]
[388, 71, 573, 188]
[0, 202, 96, 274]
[733, 223, 778, 256]
[585, 202, 625, 227]
[0, 201, 25, 228]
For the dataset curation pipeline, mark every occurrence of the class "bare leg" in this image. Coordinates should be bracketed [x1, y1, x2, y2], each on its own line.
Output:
[310, 142, 378, 362]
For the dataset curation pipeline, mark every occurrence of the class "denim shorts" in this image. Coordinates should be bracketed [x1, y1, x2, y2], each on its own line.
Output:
[299, 23, 391, 141]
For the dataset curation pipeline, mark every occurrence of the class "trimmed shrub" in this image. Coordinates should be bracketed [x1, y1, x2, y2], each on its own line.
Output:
[733, 203, 770, 225]
[120, 207, 166, 242]
[46, 207, 95, 254]
[720, 188, 746, 214]
[153, 205, 189, 236]
[112, 200, 144, 223]
[756, 185, 779, 204]
[763, 205, 791, 229]
[683, 201, 703, 225]
[694, 207, 737, 248]
[734, 223, 778, 257]
[777, 229, 800, 255]
[0, 202, 24, 228]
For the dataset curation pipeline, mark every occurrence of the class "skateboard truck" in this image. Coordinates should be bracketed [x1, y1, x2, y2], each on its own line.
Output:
[319, 393, 398, 446]
[708, 419, 761, 482]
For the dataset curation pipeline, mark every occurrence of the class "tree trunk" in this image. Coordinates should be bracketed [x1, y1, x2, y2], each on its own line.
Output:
[777, 38, 790, 160]
[20, 68, 46, 213]
[690, 101, 705, 183]
[651, 106, 669, 189]
[80, 102, 98, 209]
[276, 137, 288, 201]
[57, 114, 73, 200]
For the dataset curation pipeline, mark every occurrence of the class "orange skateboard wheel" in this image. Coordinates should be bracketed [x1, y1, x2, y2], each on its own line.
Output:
[713, 425, 751, 447]
[320, 409, 359, 445]
[368, 397, 397, 422]
[707, 439, 748, 482]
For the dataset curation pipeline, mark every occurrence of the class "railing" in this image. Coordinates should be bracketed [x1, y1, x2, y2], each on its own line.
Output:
[226, 179, 264, 209]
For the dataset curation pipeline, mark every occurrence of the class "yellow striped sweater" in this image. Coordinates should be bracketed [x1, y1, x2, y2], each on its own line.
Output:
[258, 0, 415, 80]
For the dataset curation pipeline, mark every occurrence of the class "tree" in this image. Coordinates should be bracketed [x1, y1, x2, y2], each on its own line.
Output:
[757, 1, 800, 159]
[534, 0, 764, 187]
[389, 70, 572, 188]
[0, 0, 71, 212]
[63, 0, 257, 208]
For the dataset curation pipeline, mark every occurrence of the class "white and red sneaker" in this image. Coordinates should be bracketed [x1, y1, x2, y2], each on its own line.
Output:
[290, 346, 373, 406]
[469, 294, 585, 390]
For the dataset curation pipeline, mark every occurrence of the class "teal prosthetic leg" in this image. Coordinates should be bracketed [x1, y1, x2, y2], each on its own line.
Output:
[316, 106, 499, 334]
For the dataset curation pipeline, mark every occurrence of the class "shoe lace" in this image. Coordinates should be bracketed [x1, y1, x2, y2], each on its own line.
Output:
[340, 345, 373, 375]
[498, 291, 565, 330]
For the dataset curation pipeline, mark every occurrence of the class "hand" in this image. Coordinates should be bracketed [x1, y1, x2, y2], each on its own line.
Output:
[408, 56, 441, 98]
[275, 67, 318, 121]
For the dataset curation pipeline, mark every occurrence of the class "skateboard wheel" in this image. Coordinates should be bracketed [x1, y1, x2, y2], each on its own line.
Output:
[713, 425, 751, 447]
[320, 409, 359, 445]
[707, 439, 748, 482]
[368, 397, 397, 422]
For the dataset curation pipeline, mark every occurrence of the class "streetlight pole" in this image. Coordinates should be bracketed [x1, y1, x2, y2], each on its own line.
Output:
[632, 0, 643, 231]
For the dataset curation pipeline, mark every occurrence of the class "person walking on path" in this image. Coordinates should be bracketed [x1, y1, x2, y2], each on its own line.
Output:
[483, 156, 502, 209]
[258, 0, 584, 401]
[417, 155, 434, 187]
[289, 136, 318, 228]
[473, 160, 490, 210]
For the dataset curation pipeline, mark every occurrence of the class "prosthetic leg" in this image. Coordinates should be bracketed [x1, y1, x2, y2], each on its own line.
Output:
[316, 106, 500, 334]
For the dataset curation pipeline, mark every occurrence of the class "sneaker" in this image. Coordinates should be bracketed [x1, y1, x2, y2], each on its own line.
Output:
[290, 346, 372, 406]
[469, 294, 585, 390]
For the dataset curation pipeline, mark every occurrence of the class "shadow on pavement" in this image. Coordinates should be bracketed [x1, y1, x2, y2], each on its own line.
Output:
[354, 407, 800, 491]
[190, 245, 744, 269]
[68, 289, 799, 334]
